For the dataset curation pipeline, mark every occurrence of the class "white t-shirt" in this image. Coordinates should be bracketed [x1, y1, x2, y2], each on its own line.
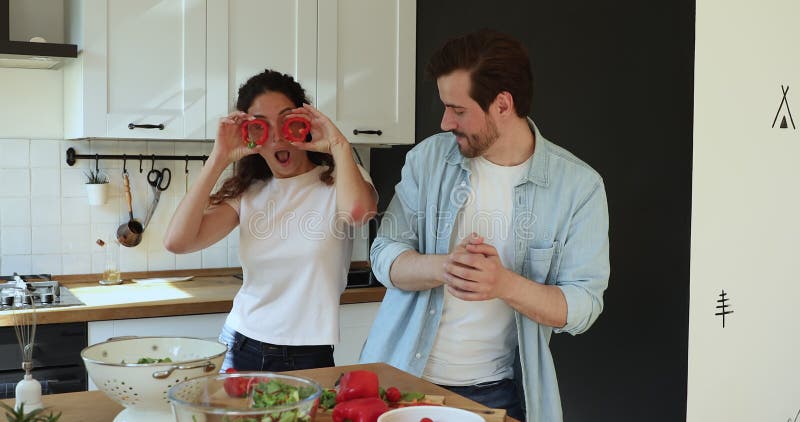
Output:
[224, 165, 373, 346]
[423, 155, 532, 386]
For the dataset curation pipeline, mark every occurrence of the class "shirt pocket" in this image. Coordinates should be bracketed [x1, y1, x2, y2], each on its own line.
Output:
[525, 244, 556, 285]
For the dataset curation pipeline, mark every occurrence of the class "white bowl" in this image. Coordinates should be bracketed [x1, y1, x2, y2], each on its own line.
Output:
[377, 405, 486, 422]
[81, 336, 227, 422]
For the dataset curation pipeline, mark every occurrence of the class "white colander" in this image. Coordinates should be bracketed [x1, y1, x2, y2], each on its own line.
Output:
[81, 336, 227, 422]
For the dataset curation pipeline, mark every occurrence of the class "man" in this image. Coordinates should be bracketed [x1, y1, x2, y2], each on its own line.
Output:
[360, 29, 610, 422]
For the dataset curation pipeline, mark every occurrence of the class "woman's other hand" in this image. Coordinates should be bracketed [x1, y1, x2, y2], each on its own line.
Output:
[211, 111, 263, 164]
[284, 104, 350, 154]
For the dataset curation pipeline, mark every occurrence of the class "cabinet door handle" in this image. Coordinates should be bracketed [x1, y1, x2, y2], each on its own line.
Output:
[353, 129, 382, 136]
[128, 123, 165, 130]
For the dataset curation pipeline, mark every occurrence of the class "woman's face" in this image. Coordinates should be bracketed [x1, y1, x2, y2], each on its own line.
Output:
[248, 91, 316, 178]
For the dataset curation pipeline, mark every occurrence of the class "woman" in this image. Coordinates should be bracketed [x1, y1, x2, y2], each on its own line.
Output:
[164, 69, 377, 371]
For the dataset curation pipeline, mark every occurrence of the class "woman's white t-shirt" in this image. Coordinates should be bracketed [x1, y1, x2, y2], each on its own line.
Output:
[224, 165, 373, 346]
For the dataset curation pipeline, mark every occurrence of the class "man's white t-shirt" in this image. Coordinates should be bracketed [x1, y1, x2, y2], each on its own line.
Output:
[224, 165, 373, 346]
[423, 155, 532, 386]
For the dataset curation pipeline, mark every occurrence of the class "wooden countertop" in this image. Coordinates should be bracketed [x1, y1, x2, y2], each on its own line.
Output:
[0, 363, 518, 422]
[0, 268, 385, 327]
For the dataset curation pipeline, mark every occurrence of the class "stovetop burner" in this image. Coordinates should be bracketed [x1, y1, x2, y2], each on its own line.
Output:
[0, 274, 85, 309]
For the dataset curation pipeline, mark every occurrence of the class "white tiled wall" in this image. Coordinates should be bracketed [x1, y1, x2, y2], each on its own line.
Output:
[0, 138, 371, 276]
[0, 138, 242, 275]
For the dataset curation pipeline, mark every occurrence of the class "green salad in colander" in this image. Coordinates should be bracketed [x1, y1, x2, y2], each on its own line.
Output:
[120, 357, 173, 364]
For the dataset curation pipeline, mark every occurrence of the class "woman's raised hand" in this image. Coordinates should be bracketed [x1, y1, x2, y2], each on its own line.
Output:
[284, 104, 349, 154]
[211, 111, 262, 164]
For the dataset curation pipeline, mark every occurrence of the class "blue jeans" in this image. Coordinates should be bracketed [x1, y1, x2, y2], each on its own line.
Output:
[219, 324, 334, 372]
[439, 378, 526, 421]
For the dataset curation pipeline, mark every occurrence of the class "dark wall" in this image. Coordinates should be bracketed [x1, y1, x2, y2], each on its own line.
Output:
[370, 2, 694, 421]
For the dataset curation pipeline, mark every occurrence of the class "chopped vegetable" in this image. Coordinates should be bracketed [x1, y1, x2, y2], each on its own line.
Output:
[220, 369, 317, 421]
[136, 357, 172, 364]
[121, 357, 173, 364]
[319, 389, 338, 410]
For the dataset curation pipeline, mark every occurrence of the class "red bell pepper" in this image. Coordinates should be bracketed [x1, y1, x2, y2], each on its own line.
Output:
[241, 119, 269, 148]
[282, 116, 311, 142]
[336, 370, 380, 402]
[332, 397, 389, 422]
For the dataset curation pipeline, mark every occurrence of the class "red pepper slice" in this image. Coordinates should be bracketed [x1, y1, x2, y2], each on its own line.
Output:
[332, 397, 388, 422]
[336, 370, 380, 403]
[282, 116, 311, 143]
[241, 119, 269, 148]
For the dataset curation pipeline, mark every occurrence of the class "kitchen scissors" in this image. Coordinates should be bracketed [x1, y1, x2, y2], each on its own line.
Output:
[147, 167, 171, 191]
[143, 168, 171, 228]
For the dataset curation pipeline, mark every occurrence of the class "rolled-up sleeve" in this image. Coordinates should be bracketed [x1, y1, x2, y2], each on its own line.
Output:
[554, 179, 610, 334]
[369, 149, 422, 288]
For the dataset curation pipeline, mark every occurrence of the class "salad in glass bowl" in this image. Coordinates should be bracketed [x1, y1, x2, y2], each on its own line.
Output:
[168, 371, 322, 421]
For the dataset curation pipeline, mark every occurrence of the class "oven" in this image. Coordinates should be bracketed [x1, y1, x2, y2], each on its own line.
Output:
[0, 274, 88, 399]
[0, 322, 88, 399]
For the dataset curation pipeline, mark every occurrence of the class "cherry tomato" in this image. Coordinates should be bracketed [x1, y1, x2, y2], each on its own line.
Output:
[420, 418, 433, 422]
[223, 368, 250, 398]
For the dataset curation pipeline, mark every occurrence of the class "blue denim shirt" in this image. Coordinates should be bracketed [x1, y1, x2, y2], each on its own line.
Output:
[360, 120, 610, 422]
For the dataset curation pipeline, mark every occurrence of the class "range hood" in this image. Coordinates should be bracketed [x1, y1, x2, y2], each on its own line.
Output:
[0, 0, 77, 69]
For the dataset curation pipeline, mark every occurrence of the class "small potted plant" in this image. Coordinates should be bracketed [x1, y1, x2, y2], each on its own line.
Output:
[85, 169, 110, 206]
[0, 402, 61, 421]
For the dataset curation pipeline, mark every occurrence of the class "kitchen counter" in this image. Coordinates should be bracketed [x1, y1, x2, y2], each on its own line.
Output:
[0, 363, 517, 421]
[0, 268, 385, 327]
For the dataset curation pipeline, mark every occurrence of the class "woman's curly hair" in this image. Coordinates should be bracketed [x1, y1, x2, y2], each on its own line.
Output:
[209, 69, 334, 205]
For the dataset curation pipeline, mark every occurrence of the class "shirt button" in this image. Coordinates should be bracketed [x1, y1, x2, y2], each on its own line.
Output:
[415, 353, 422, 359]
[429, 309, 435, 315]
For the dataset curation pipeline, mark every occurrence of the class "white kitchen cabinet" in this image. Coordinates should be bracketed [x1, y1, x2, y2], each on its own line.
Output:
[64, 0, 208, 140]
[207, 0, 415, 145]
[206, 0, 318, 132]
[86, 313, 228, 390]
[335, 301, 381, 366]
[316, 0, 416, 145]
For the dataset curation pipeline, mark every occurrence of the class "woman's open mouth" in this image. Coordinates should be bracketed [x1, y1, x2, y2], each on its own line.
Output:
[275, 150, 291, 164]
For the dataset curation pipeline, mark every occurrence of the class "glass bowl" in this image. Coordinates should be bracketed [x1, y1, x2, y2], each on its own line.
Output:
[168, 372, 322, 421]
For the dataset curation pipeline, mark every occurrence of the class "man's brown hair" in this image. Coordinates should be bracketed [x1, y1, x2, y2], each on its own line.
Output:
[426, 29, 533, 117]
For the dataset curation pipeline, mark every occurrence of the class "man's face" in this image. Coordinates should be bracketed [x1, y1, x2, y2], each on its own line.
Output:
[437, 70, 499, 158]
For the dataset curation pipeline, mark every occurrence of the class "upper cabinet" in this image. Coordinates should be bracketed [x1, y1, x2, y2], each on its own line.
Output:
[64, 0, 209, 140]
[206, 0, 318, 136]
[316, 0, 415, 145]
[207, 0, 416, 145]
[64, 0, 415, 144]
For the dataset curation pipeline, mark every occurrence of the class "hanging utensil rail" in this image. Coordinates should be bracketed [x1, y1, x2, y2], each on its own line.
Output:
[65, 147, 208, 174]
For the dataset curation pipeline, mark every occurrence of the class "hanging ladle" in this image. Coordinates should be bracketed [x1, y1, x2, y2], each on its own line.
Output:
[116, 172, 144, 247]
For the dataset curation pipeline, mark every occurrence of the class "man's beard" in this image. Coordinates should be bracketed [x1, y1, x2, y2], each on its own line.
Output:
[453, 116, 499, 158]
